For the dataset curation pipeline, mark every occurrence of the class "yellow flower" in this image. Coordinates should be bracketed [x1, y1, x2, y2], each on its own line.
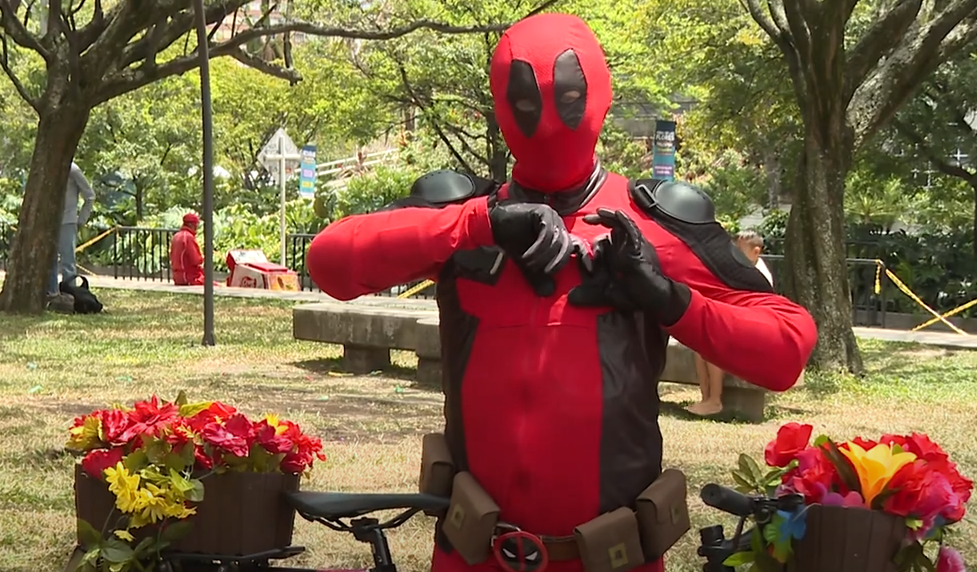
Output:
[66, 416, 103, 451]
[114, 529, 135, 542]
[840, 442, 917, 506]
[264, 414, 288, 435]
[104, 463, 141, 514]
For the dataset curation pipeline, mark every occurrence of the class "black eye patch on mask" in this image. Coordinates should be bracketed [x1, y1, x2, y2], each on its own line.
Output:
[506, 59, 543, 138]
[552, 49, 588, 129]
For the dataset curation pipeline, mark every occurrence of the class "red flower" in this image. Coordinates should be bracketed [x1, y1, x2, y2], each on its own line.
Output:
[194, 444, 219, 470]
[281, 451, 314, 473]
[782, 446, 840, 503]
[883, 461, 957, 531]
[187, 402, 238, 432]
[117, 396, 179, 443]
[200, 413, 254, 457]
[96, 409, 132, 447]
[765, 423, 814, 467]
[81, 448, 126, 479]
[165, 418, 196, 454]
[882, 433, 948, 463]
[255, 421, 293, 455]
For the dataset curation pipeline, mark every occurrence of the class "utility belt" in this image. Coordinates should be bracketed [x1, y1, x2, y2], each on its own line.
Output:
[419, 433, 691, 572]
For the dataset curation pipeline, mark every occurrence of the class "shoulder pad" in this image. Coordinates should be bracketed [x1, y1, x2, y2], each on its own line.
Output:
[630, 178, 773, 294]
[411, 170, 499, 205]
[629, 178, 715, 224]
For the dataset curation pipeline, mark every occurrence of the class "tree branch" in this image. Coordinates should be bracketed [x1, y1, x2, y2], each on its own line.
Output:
[0, 32, 39, 112]
[844, 0, 922, 103]
[892, 117, 975, 181]
[0, 0, 49, 57]
[229, 47, 300, 83]
[848, 0, 977, 144]
[97, 0, 560, 106]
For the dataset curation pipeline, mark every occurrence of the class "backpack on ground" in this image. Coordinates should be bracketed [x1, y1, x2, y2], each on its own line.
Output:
[60, 276, 104, 314]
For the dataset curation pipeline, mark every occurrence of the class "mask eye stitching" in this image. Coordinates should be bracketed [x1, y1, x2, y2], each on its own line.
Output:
[506, 59, 543, 138]
[553, 49, 588, 129]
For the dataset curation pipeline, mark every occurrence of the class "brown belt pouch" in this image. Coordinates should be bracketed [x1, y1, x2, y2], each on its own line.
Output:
[574, 507, 645, 572]
[442, 472, 500, 565]
[635, 469, 691, 560]
[419, 433, 455, 497]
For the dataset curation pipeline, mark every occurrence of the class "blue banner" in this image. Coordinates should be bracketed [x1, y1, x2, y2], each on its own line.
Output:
[299, 145, 317, 199]
[651, 120, 676, 181]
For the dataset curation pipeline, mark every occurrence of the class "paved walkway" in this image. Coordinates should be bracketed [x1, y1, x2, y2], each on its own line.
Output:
[2, 272, 973, 349]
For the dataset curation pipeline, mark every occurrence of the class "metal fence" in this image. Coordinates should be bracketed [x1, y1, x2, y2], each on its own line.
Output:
[0, 223, 888, 322]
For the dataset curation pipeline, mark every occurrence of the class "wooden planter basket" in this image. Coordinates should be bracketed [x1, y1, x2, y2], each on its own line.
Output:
[74, 464, 300, 556]
[788, 505, 906, 572]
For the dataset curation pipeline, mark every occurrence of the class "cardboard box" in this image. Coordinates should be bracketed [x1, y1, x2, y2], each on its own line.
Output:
[226, 250, 299, 291]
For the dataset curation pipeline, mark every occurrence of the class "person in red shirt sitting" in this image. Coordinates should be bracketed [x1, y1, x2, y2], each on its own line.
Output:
[170, 213, 204, 286]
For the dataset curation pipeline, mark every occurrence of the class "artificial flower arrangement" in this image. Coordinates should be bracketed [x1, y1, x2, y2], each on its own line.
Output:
[723, 422, 972, 572]
[65, 392, 326, 572]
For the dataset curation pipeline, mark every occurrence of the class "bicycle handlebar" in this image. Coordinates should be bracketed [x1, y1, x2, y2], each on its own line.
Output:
[700, 483, 756, 517]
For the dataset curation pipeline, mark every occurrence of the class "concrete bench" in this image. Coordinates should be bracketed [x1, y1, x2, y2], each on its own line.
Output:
[292, 302, 437, 373]
[659, 340, 767, 422]
[292, 303, 770, 421]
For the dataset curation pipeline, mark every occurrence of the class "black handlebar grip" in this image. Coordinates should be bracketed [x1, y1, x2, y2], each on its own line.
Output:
[701, 484, 755, 517]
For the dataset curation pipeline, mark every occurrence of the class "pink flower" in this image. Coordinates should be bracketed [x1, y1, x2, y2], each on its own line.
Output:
[821, 490, 864, 508]
[937, 546, 965, 572]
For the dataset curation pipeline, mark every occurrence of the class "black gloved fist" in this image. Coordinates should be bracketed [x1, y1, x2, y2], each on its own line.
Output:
[568, 208, 691, 325]
[489, 200, 574, 296]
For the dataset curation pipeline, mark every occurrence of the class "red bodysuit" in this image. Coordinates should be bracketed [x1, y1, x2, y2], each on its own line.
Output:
[307, 13, 817, 572]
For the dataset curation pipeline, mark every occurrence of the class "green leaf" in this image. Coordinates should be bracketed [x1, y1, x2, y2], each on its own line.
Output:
[179, 401, 212, 418]
[77, 518, 103, 548]
[731, 469, 756, 493]
[99, 538, 135, 564]
[915, 549, 936, 572]
[762, 514, 783, 544]
[174, 391, 188, 406]
[723, 551, 755, 566]
[185, 479, 205, 503]
[738, 453, 764, 483]
[168, 468, 194, 493]
[81, 548, 101, 566]
[820, 440, 861, 493]
[812, 434, 829, 447]
[160, 520, 194, 542]
[123, 450, 149, 473]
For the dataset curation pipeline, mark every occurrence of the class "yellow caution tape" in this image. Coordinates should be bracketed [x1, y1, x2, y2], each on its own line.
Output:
[75, 226, 118, 253]
[876, 260, 968, 335]
[911, 297, 977, 332]
[397, 279, 434, 299]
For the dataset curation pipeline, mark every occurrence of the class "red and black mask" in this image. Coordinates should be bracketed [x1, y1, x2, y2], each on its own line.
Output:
[490, 13, 612, 193]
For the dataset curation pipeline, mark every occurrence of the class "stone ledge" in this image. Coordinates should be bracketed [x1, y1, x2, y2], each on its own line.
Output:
[292, 303, 769, 421]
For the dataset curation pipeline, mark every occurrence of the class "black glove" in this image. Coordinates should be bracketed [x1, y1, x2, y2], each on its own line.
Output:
[568, 208, 690, 325]
[489, 200, 574, 296]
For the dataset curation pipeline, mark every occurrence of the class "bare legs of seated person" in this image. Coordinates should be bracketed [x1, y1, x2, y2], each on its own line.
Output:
[688, 353, 724, 416]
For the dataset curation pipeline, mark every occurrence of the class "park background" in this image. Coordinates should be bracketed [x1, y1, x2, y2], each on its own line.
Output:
[0, 0, 976, 570]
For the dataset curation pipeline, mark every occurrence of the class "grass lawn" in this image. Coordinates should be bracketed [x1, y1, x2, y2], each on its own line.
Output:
[0, 290, 975, 571]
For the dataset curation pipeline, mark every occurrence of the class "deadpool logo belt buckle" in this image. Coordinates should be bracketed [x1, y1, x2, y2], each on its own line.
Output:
[492, 524, 549, 572]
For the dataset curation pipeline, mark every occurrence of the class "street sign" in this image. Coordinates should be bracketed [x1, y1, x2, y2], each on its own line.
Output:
[257, 127, 303, 265]
[299, 145, 317, 199]
[258, 128, 301, 184]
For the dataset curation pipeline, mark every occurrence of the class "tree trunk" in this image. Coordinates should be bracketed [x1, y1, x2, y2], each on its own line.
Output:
[485, 112, 508, 182]
[0, 95, 91, 314]
[782, 132, 864, 374]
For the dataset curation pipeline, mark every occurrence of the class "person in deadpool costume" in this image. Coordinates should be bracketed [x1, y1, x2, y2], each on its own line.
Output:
[307, 12, 817, 572]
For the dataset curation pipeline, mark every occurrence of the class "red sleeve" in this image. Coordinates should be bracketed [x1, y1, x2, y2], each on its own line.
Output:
[188, 238, 203, 267]
[170, 232, 186, 268]
[649, 227, 817, 392]
[307, 198, 495, 301]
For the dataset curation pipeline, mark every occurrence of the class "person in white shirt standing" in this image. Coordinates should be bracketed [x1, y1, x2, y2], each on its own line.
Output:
[687, 229, 775, 416]
[46, 162, 96, 298]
